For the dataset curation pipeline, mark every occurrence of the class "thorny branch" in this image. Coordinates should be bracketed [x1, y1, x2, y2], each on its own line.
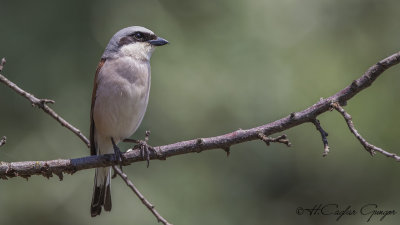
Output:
[1, 51, 400, 176]
[112, 166, 173, 225]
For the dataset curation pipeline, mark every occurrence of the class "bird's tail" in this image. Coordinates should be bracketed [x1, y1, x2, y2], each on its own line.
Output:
[91, 166, 112, 217]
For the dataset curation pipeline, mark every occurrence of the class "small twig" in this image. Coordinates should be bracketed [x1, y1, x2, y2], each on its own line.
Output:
[331, 102, 400, 161]
[222, 147, 231, 156]
[258, 133, 291, 147]
[312, 119, 330, 156]
[0, 136, 6, 147]
[0, 58, 90, 148]
[145, 130, 151, 142]
[0, 58, 6, 72]
[112, 166, 173, 225]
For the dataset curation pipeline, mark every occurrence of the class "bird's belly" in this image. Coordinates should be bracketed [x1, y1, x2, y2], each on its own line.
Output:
[93, 81, 149, 140]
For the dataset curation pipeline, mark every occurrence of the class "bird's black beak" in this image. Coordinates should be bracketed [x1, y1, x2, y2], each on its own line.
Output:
[148, 37, 168, 46]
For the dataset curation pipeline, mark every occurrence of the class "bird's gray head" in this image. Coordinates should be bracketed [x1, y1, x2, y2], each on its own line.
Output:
[102, 26, 168, 60]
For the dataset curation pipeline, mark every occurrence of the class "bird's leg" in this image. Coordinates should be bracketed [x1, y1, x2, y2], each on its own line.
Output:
[123, 131, 153, 168]
[111, 137, 123, 170]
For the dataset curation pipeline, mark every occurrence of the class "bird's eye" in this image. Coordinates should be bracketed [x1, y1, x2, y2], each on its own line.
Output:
[134, 32, 143, 40]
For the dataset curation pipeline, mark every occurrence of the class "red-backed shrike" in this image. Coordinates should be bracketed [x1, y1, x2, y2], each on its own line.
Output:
[90, 26, 168, 217]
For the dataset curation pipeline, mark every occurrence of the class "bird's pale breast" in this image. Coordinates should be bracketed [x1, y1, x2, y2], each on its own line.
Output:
[93, 57, 151, 141]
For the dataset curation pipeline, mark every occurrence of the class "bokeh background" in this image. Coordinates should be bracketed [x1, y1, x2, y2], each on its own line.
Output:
[1, 0, 400, 224]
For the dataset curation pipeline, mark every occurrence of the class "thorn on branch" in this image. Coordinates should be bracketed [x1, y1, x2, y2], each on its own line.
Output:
[312, 119, 330, 157]
[0, 136, 6, 147]
[258, 133, 291, 147]
[0, 57, 6, 72]
[331, 102, 400, 161]
[222, 147, 230, 157]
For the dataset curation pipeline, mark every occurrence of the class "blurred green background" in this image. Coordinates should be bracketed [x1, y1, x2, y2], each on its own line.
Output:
[1, 0, 400, 224]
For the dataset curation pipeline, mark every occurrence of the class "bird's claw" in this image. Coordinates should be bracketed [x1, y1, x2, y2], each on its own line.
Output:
[123, 131, 154, 167]
[136, 131, 154, 168]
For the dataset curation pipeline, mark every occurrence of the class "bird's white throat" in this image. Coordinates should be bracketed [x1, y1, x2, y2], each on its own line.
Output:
[118, 42, 155, 61]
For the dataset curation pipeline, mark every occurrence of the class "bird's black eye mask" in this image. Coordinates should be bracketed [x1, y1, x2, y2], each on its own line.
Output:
[118, 32, 157, 47]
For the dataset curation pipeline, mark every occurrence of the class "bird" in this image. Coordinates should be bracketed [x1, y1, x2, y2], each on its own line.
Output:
[89, 26, 168, 217]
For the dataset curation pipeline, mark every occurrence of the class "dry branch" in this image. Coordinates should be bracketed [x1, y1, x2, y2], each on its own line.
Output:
[0, 57, 89, 147]
[113, 166, 173, 225]
[1, 51, 400, 180]
[332, 103, 400, 161]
